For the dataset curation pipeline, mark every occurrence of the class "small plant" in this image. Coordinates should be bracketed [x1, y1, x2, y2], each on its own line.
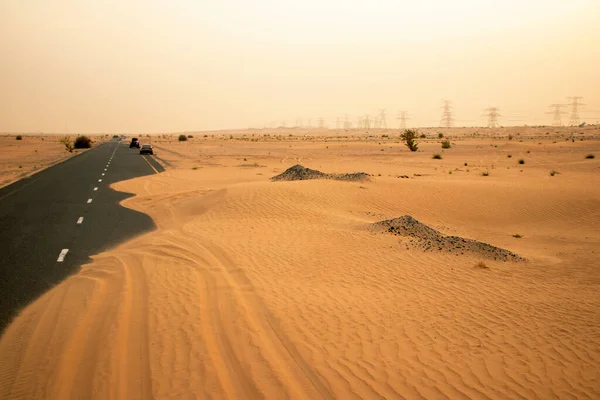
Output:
[432, 154, 442, 159]
[401, 129, 419, 152]
[19, 165, 22, 169]
[507, 154, 512, 158]
[441, 139, 451, 149]
[16, 135, 22, 140]
[550, 170, 559, 176]
[187, 135, 193, 138]
[508, 134, 513, 140]
[178, 134, 188, 141]
[474, 261, 489, 269]
[585, 154, 595, 159]
[518, 159, 525, 164]
[113, 134, 119, 138]
[513, 234, 523, 238]
[438, 133, 444, 139]
[73, 135, 92, 149]
[419, 134, 426, 138]
[464, 162, 468, 166]
[60, 136, 73, 152]
[482, 171, 489, 176]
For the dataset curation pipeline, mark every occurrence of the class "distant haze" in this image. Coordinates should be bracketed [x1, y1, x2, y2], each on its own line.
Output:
[1, 0, 599, 133]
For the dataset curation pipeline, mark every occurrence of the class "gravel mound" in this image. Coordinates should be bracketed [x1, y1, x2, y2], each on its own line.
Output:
[373, 215, 525, 262]
[272, 165, 370, 182]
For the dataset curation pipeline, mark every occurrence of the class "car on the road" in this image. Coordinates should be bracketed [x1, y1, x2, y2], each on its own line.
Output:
[130, 138, 140, 148]
[140, 144, 154, 155]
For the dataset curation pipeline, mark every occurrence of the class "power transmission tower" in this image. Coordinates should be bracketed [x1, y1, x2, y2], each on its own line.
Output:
[440, 100, 455, 128]
[547, 104, 566, 127]
[318, 117, 325, 129]
[363, 114, 371, 129]
[336, 117, 341, 130]
[567, 96, 584, 126]
[484, 107, 501, 128]
[396, 110, 408, 130]
[343, 115, 351, 130]
[378, 109, 387, 128]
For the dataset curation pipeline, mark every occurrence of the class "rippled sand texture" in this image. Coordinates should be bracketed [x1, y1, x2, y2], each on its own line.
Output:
[1, 128, 599, 399]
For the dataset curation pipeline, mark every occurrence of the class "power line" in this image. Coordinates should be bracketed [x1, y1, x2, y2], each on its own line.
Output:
[378, 109, 387, 128]
[547, 104, 567, 127]
[484, 107, 501, 128]
[567, 96, 584, 126]
[396, 110, 409, 130]
[440, 100, 455, 128]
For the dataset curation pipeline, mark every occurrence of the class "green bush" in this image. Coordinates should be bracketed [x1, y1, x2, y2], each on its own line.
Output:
[438, 133, 444, 139]
[178, 134, 188, 141]
[74, 135, 92, 149]
[441, 139, 451, 149]
[482, 171, 489, 176]
[16, 135, 22, 140]
[187, 135, 193, 138]
[432, 154, 442, 159]
[518, 159, 525, 164]
[401, 129, 419, 152]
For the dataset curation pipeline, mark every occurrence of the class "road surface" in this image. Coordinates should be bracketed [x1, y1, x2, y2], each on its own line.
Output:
[0, 140, 164, 331]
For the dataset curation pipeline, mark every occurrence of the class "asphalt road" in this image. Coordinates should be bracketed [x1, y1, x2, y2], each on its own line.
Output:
[0, 140, 164, 331]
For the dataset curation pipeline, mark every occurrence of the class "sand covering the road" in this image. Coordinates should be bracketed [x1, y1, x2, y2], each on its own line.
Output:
[1, 127, 600, 399]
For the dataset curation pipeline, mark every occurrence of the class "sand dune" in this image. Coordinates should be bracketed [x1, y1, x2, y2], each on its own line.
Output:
[1, 129, 599, 399]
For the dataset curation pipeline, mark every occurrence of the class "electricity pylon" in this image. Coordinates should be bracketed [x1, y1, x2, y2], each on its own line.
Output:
[396, 110, 408, 130]
[378, 109, 387, 128]
[440, 100, 455, 128]
[318, 117, 325, 129]
[484, 107, 501, 128]
[547, 104, 566, 127]
[567, 96, 584, 126]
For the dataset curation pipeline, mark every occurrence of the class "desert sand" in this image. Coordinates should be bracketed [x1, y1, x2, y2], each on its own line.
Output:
[0, 134, 108, 189]
[1, 126, 599, 399]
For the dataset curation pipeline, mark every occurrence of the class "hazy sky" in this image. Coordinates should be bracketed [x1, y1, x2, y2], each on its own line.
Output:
[1, 0, 599, 133]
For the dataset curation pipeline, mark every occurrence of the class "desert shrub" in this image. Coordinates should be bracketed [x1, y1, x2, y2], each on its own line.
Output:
[507, 154, 512, 158]
[482, 171, 489, 176]
[178, 134, 188, 141]
[474, 261, 489, 269]
[441, 139, 451, 149]
[59, 136, 73, 152]
[419, 134, 426, 138]
[508, 134, 514, 140]
[438, 133, 444, 138]
[16, 135, 22, 140]
[74, 135, 92, 149]
[585, 154, 595, 159]
[550, 170, 559, 176]
[513, 234, 523, 238]
[518, 159, 525, 164]
[187, 135, 193, 138]
[112, 134, 119, 138]
[464, 162, 468, 166]
[432, 154, 442, 159]
[401, 129, 419, 151]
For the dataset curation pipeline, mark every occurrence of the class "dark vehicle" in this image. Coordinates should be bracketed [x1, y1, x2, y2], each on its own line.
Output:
[130, 138, 140, 148]
[140, 144, 153, 155]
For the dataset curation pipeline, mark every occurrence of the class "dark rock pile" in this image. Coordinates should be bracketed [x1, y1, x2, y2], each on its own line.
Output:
[272, 165, 370, 182]
[373, 215, 525, 262]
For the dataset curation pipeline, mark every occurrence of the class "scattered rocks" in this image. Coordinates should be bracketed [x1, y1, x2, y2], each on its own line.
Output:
[372, 215, 525, 262]
[272, 164, 370, 182]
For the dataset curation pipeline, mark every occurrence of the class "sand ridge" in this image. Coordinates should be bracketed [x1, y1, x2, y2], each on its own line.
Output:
[1, 128, 599, 399]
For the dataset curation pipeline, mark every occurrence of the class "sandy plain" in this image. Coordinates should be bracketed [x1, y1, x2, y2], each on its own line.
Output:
[0, 134, 109, 189]
[1, 126, 599, 399]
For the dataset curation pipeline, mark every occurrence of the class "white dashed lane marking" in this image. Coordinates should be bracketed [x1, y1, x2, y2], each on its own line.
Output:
[57, 249, 69, 262]
[87, 198, 93, 204]
[98, 179, 102, 182]
[77, 217, 84, 224]
[94, 187, 98, 191]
